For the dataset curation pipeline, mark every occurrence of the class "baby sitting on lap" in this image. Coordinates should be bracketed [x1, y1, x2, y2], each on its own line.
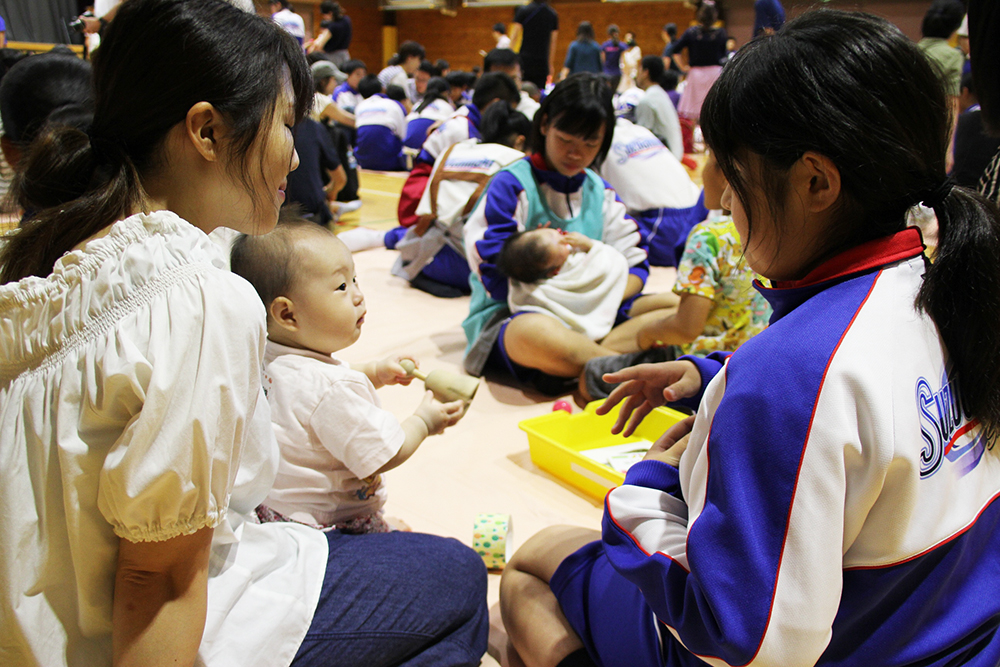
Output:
[231, 216, 466, 534]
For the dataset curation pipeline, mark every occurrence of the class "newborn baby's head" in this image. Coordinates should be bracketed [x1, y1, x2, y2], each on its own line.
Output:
[497, 227, 574, 283]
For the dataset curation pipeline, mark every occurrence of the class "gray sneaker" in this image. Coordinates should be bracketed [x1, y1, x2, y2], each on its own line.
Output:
[582, 348, 674, 400]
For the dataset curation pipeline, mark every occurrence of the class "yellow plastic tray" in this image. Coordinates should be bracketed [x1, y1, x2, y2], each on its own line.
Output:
[519, 400, 687, 501]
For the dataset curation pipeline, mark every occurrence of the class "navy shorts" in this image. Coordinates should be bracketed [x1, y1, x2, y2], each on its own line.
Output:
[550, 540, 667, 667]
[486, 296, 643, 393]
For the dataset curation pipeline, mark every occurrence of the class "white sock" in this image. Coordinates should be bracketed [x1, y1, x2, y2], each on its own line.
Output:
[338, 227, 386, 252]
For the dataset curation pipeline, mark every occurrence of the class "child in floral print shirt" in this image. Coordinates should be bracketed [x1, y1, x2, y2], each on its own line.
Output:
[634, 150, 772, 353]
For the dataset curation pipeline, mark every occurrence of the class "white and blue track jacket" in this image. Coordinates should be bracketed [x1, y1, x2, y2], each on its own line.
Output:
[604, 228, 1000, 667]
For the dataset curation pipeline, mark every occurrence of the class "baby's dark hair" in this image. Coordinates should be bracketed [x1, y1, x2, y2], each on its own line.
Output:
[230, 209, 336, 312]
[529, 73, 615, 167]
[358, 73, 383, 98]
[701, 8, 1000, 440]
[496, 230, 554, 283]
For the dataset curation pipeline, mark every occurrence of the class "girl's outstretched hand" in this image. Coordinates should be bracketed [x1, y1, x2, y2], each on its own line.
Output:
[595, 360, 702, 437]
[643, 415, 696, 467]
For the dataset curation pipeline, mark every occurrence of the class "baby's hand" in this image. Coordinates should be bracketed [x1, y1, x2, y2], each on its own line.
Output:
[562, 232, 594, 252]
[413, 391, 465, 435]
[375, 357, 416, 387]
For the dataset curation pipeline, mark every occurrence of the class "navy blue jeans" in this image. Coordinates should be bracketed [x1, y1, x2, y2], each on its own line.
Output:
[291, 530, 489, 667]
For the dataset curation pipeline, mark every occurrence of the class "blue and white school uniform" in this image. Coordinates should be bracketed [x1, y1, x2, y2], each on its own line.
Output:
[332, 82, 363, 114]
[599, 118, 705, 267]
[462, 153, 649, 378]
[271, 8, 304, 45]
[416, 103, 482, 166]
[354, 94, 407, 171]
[554, 229, 1000, 667]
[392, 140, 524, 289]
[517, 91, 540, 120]
[615, 86, 646, 123]
[404, 98, 456, 151]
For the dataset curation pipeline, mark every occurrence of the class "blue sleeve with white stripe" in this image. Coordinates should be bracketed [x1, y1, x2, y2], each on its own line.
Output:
[602, 271, 882, 667]
[474, 171, 524, 303]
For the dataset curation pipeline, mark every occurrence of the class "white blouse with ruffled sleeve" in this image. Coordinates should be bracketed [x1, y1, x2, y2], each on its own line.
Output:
[0, 210, 327, 667]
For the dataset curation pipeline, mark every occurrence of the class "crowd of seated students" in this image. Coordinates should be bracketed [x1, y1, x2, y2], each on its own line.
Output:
[3, 2, 1000, 666]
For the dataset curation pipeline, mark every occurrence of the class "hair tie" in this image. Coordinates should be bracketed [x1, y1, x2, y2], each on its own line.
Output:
[920, 178, 955, 209]
[87, 130, 123, 166]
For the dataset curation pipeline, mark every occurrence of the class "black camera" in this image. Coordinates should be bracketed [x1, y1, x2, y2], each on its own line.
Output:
[68, 13, 94, 33]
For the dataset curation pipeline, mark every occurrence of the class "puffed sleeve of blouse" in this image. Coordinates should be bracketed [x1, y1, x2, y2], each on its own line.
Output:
[96, 269, 269, 543]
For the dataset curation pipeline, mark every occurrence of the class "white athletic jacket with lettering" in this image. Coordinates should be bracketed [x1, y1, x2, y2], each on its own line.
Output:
[604, 228, 1000, 667]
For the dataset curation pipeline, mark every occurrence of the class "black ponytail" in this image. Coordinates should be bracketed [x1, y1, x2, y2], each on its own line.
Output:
[2, 126, 144, 284]
[917, 186, 1000, 440]
[414, 77, 451, 114]
[1, 0, 312, 284]
[701, 9, 1000, 440]
[480, 103, 531, 147]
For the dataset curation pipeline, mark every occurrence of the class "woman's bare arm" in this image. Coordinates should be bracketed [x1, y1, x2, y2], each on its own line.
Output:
[113, 526, 214, 667]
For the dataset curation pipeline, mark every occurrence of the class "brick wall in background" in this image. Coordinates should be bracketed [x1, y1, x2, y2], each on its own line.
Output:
[395, 2, 695, 74]
[269, 0, 935, 75]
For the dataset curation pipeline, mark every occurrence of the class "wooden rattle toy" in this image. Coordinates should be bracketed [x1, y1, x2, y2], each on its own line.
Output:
[399, 359, 480, 404]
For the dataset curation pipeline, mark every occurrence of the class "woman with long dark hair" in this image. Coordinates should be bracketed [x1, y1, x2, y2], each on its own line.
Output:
[559, 21, 603, 80]
[0, 1, 487, 665]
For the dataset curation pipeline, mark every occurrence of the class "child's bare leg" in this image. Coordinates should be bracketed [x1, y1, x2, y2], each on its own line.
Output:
[599, 310, 672, 353]
[629, 292, 680, 317]
[505, 314, 618, 377]
[500, 526, 601, 667]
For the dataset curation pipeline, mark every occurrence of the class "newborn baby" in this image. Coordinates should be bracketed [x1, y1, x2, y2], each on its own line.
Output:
[497, 227, 630, 340]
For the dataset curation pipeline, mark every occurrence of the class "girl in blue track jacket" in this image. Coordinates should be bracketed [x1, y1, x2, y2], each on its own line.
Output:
[498, 10, 1000, 667]
[462, 74, 678, 393]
